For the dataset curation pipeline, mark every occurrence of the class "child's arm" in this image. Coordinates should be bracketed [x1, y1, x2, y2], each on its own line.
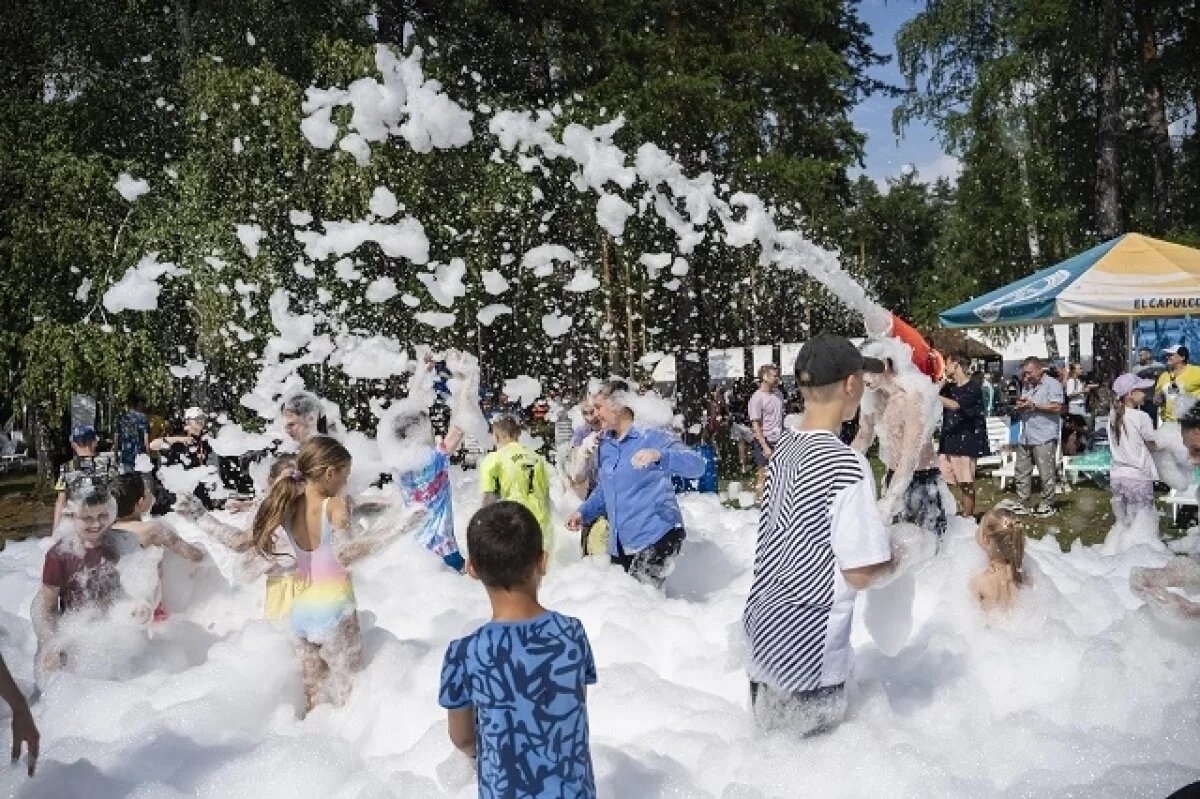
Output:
[175, 495, 253, 552]
[142, 521, 205, 562]
[446, 707, 477, 758]
[31, 587, 62, 675]
[329, 496, 426, 566]
[0, 653, 38, 776]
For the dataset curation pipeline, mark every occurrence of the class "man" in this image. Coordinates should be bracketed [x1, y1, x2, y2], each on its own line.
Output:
[1011, 356, 1065, 516]
[1136, 347, 1165, 380]
[748, 364, 786, 503]
[115, 395, 150, 474]
[852, 353, 947, 540]
[566, 381, 704, 588]
[938, 353, 990, 518]
[1154, 345, 1200, 424]
[564, 396, 608, 556]
[743, 336, 893, 736]
[480, 416, 553, 552]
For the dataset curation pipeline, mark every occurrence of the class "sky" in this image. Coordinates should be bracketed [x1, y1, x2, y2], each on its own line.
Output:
[850, 0, 961, 189]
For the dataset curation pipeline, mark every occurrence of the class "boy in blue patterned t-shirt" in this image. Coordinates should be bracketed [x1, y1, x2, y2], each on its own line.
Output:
[439, 502, 597, 799]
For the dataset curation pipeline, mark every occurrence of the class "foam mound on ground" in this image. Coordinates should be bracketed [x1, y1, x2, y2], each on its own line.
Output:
[0, 470, 1196, 797]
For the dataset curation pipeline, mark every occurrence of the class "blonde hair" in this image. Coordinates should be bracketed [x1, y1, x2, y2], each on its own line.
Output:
[979, 508, 1025, 586]
[250, 438, 350, 559]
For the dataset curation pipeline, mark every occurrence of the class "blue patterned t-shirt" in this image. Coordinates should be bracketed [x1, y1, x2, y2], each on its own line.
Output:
[439, 611, 597, 799]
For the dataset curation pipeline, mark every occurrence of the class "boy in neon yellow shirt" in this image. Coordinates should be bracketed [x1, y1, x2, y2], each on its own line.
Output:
[480, 416, 553, 552]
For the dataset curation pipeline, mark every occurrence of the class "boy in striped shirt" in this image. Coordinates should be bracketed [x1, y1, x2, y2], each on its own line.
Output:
[743, 335, 895, 735]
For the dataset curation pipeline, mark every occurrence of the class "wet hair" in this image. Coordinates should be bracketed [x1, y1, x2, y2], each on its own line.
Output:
[267, 453, 299, 483]
[492, 415, 521, 440]
[112, 473, 150, 518]
[466, 502, 544, 590]
[595, 379, 635, 416]
[390, 407, 430, 440]
[980, 508, 1025, 586]
[1022, 356, 1043, 368]
[251, 437, 351, 559]
[281, 391, 329, 436]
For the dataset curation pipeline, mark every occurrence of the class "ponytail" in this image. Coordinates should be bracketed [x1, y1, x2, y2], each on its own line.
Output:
[251, 470, 304, 559]
[1110, 399, 1127, 446]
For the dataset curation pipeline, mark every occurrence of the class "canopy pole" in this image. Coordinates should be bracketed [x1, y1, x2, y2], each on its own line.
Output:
[1127, 317, 1135, 370]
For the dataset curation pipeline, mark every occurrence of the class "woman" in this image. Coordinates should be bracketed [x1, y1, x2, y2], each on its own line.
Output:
[938, 353, 990, 518]
[565, 381, 704, 588]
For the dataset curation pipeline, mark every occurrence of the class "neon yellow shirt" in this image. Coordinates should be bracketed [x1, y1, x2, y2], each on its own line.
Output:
[480, 442, 552, 548]
[1155, 364, 1200, 422]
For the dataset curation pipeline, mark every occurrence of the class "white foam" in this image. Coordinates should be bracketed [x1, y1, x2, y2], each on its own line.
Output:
[3, 490, 1195, 796]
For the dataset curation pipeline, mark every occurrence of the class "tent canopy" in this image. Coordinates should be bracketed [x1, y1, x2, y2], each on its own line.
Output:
[939, 234, 1200, 328]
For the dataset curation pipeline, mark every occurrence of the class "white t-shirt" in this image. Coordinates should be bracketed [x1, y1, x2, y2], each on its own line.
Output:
[1108, 407, 1158, 483]
[743, 429, 892, 692]
[1065, 377, 1088, 416]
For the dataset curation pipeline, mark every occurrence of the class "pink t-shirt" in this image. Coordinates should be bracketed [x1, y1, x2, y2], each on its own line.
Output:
[748, 389, 786, 443]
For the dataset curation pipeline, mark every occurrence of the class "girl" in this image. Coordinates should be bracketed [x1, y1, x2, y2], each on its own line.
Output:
[249, 439, 421, 710]
[971, 508, 1025, 612]
[1108, 373, 1159, 527]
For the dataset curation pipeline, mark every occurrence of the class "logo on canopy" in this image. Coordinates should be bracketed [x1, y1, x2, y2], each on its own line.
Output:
[973, 269, 1072, 324]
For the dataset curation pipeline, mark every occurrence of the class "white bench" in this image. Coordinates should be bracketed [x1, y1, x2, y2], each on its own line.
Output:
[976, 417, 1012, 472]
[1160, 484, 1199, 525]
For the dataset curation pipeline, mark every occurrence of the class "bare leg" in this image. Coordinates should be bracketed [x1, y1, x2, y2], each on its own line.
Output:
[319, 613, 365, 708]
[959, 482, 976, 518]
[737, 440, 748, 472]
[294, 637, 329, 713]
[755, 467, 766, 504]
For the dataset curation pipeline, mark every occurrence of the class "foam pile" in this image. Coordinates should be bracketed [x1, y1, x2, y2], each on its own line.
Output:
[0, 474, 1196, 797]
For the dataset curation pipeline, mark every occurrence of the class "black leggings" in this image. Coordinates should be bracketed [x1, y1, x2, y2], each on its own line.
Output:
[611, 528, 685, 588]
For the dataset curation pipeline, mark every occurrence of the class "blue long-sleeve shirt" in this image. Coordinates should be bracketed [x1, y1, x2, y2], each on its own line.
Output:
[578, 426, 705, 556]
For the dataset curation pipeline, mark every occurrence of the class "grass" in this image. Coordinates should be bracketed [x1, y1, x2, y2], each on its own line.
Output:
[717, 457, 1188, 552]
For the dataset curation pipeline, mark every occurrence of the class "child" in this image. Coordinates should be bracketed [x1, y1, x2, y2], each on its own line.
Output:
[479, 415, 553, 552]
[32, 480, 142, 678]
[175, 455, 300, 621]
[248, 438, 422, 711]
[110, 473, 205, 621]
[1107, 373, 1160, 528]
[439, 502, 597, 797]
[971, 508, 1025, 612]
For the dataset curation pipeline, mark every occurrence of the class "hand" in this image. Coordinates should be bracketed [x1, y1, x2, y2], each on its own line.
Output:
[38, 644, 63, 676]
[129, 602, 153, 626]
[566, 512, 583, 531]
[10, 702, 38, 777]
[173, 494, 206, 522]
[224, 498, 255, 514]
[631, 449, 662, 469]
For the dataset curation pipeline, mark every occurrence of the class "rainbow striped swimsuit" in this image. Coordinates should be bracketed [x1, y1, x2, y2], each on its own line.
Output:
[285, 499, 356, 643]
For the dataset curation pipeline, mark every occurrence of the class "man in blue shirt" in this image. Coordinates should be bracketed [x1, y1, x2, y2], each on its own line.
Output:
[566, 380, 705, 588]
[1013, 356, 1065, 516]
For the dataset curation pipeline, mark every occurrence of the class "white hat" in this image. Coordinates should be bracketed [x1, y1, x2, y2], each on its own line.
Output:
[184, 406, 205, 420]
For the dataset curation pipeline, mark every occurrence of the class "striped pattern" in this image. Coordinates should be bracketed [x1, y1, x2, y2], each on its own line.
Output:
[743, 429, 866, 692]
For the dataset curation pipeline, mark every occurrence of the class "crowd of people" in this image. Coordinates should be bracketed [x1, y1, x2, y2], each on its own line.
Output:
[4, 339, 1199, 792]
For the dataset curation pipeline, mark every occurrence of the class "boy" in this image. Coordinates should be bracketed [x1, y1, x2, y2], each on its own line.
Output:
[33, 482, 141, 678]
[743, 335, 895, 735]
[439, 502, 597, 797]
[479, 416, 552, 552]
[111, 474, 205, 563]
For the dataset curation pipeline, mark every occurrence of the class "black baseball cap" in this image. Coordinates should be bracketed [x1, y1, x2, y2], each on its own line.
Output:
[795, 335, 885, 387]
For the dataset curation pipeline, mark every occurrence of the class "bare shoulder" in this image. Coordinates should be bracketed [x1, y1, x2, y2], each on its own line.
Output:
[326, 496, 351, 529]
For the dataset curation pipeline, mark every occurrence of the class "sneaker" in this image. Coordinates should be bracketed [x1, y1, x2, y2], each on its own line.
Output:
[1032, 503, 1055, 517]
[1011, 504, 1032, 516]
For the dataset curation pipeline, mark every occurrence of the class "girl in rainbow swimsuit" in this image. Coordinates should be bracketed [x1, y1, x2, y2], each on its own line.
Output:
[248, 437, 423, 712]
